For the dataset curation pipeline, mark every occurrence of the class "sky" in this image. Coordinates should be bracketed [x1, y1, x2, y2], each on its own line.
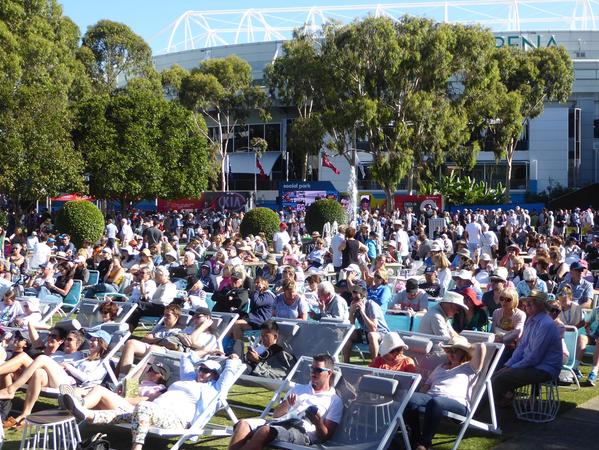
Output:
[59, 0, 369, 53]
[59, 1, 586, 54]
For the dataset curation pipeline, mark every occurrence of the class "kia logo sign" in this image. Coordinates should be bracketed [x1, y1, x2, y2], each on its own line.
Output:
[216, 193, 246, 211]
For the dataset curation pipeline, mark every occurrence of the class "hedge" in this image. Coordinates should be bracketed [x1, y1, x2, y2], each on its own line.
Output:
[304, 199, 347, 234]
[240, 207, 280, 240]
[55, 201, 105, 248]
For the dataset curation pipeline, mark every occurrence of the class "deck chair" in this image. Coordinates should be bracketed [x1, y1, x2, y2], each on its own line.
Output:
[398, 335, 505, 450]
[241, 318, 354, 390]
[385, 313, 412, 333]
[38, 297, 64, 324]
[87, 270, 100, 286]
[561, 325, 580, 390]
[258, 356, 421, 450]
[116, 351, 247, 450]
[62, 280, 82, 311]
[68, 299, 138, 328]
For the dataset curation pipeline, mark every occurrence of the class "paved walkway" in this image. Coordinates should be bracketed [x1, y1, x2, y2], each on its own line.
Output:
[493, 396, 599, 449]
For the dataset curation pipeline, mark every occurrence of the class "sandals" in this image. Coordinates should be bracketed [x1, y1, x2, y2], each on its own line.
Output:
[2, 416, 24, 429]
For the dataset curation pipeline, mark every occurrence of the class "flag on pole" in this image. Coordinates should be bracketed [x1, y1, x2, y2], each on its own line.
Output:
[321, 153, 341, 175]
[256, 157, 267, 179]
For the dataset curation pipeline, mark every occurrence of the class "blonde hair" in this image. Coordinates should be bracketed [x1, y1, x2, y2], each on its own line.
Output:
[433, 253, 450, 270]
[500, 287, 519, 310]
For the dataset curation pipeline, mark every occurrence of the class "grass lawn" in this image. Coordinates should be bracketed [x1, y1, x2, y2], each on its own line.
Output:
[2, 354, 598, 450]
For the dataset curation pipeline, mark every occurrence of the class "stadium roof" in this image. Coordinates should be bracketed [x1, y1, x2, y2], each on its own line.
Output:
[151, 1, 598, 54]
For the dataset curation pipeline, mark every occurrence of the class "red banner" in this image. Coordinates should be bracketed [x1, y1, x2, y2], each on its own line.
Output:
[157, 198, 203, 212]
[394, 195, 443, 212]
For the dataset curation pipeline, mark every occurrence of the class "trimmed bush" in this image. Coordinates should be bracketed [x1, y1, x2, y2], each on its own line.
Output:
[304, 199, 347, 234]
[55, 201, 105, 248]
[240, 207, 280, 240]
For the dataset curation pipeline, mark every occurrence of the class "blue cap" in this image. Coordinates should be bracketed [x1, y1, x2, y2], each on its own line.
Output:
[424, 266, 436, 274]
[86, 329, 111, 344]
[47, 238, 56, 243]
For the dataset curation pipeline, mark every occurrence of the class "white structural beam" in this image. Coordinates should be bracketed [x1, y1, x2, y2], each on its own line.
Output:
[153, 1, 598, 53]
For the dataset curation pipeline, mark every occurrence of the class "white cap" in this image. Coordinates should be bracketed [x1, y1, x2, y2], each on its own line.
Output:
[523, 267, 537, 281]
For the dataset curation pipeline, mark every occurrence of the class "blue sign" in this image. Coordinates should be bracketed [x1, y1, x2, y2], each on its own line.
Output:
[279, 181, 339, 211]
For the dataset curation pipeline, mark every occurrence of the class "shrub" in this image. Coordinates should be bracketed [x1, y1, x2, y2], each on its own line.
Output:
[55, 201, 105, 248]
[304, 199, 347, 234]
[240, 207, 280, 240]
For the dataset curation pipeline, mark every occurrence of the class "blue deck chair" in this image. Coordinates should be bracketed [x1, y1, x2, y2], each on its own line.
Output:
[87, 270, 100, 286]
[60, 280, 82, 314]
[562, 325, 580, 390]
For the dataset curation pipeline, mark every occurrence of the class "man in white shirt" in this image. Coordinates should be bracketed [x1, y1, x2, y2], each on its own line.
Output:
[229, 354, 343, 449]
[105, 218, 118, 249]
[330, 225, 346, 272]
[29, 236, 52, 269]
[273, 223, 291, 253]
[464, 219, 482, 261]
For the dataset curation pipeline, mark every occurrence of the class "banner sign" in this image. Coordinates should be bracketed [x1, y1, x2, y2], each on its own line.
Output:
[279, 181, 338, 211]
[394, 195, 443, 212]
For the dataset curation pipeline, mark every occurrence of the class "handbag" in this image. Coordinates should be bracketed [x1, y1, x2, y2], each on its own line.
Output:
[77, 433, 110, 450]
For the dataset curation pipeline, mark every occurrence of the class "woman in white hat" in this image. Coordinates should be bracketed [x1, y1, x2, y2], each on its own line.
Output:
[369, 332, 417, 373]
[404, 336, 486, 450]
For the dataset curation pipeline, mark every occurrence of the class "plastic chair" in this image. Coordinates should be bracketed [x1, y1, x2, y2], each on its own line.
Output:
[384, 313, 412, 332]
[87, 270, 100, 286]
[561, 325, 580, 390]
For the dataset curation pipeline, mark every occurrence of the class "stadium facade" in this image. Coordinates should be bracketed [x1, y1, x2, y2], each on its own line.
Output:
[154, 30, 599, 199]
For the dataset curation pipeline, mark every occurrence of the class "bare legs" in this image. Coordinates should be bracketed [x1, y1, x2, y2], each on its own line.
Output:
[116, 340, 150, 376]
[229, 420, 276, 450]
[0, 355, 70, 399]
[231, 320, 252, 340]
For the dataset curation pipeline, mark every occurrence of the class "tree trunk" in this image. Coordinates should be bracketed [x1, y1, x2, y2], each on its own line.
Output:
[384, 186, 394, 214]
[220, 153, 227, 192]
[302, 153, 308, 181]
[504, 141, 515, 203]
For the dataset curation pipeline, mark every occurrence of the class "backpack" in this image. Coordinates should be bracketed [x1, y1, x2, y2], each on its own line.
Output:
[77, 433, 110, 450]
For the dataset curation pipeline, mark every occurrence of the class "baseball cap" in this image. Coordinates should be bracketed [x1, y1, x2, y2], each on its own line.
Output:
[424, 266, 436, 274]
[198, 359, 222, 375]
[149, 362, 171, 382]
[193, 306, 211, 317]
[86, 329, 111, 344]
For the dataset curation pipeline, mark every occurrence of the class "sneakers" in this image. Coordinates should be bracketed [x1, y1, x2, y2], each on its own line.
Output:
[573, 368, 584, 380]
[588, 371, 597, 386]
[62, 393, 90, 422]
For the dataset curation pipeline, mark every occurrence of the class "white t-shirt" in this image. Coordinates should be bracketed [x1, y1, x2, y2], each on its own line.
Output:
[426, 362, 476, 407]
[153, 380, 201, 425]
[465, 222, 482, 244]
[151, 282, 177, 305]
[279, 384, 343, 443]
[105, 223, 118, 239]
[273, 231, 291, 253]
[30, 242, 51, 269]
[330, 233, 345, 267]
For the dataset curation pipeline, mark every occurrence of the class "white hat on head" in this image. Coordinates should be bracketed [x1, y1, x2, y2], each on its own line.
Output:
[440, 334, 472, 353]
[523, 267, 537, 281]
[452, 270, 472, 281]
[430, 242, 443, 252]
[344, 264, 361, 274]
[439, 291, 469, 311]
[379, 332, 409, 356]
[490, 267, 508, 283]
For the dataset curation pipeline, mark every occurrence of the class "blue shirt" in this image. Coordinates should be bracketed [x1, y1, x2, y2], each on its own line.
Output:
[354, 299, 390, 334]
[516, 278, 548, 298]
[366, 239, 377, 259]
[368, 284, 392, 311]
[559, 278, 593, 305]
[506, 311, 563, 379]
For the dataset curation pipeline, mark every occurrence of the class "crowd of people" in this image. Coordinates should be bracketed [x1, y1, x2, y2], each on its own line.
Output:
[0, 203, 596, 449]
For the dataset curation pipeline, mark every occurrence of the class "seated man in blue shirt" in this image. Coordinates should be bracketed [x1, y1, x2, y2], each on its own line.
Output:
[515, 267, 547, 298]
[343, 286, 389, 362]
[491, 290, 563, 407]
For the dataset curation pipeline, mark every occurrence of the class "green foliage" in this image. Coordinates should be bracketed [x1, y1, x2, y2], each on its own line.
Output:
[0, 211, 8, 229]
[240, 208, 280, 240]
[304, 199, 348, 234]
[178, 55, 270, 190]
[79, 20, 155, 94]
[74, 80, 209, 209]
[0, 0, 87, 219]
[420, 172, 505, 206]
[525, 180, 576, 203]
[55, 201, 104, 248]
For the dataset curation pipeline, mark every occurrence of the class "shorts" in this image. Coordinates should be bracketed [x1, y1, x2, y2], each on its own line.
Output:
[271, 425, 311, 445]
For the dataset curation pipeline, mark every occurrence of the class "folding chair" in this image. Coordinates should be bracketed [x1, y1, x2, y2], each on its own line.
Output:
[241, 318, 354, 389]
[116, 351, 247, 450]
[384, 313, 412, 333]
[87, 270, 100, 286]
[60, 280, 82, 314]
[67, 299, 138, 329]
[561, 325, 580, 390]
[258, 356, 421, 450]
[38, 298, 64, 324]
[398, 334, 506, 450]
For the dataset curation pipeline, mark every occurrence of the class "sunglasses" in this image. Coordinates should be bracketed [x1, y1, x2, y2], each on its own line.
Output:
[197, 367, 216, 374]
[65, 337, 78, 342]
[389, 348, 402, 355]
[310, 366, 331, 374]
[444, 348, 458, 354]
[48, 333, 61, 340]
[498, 297, 512, 303]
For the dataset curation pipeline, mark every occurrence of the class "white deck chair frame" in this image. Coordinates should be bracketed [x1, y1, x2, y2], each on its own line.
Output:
[257, 356, 422, 450]
[116, 351, 247, 450]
